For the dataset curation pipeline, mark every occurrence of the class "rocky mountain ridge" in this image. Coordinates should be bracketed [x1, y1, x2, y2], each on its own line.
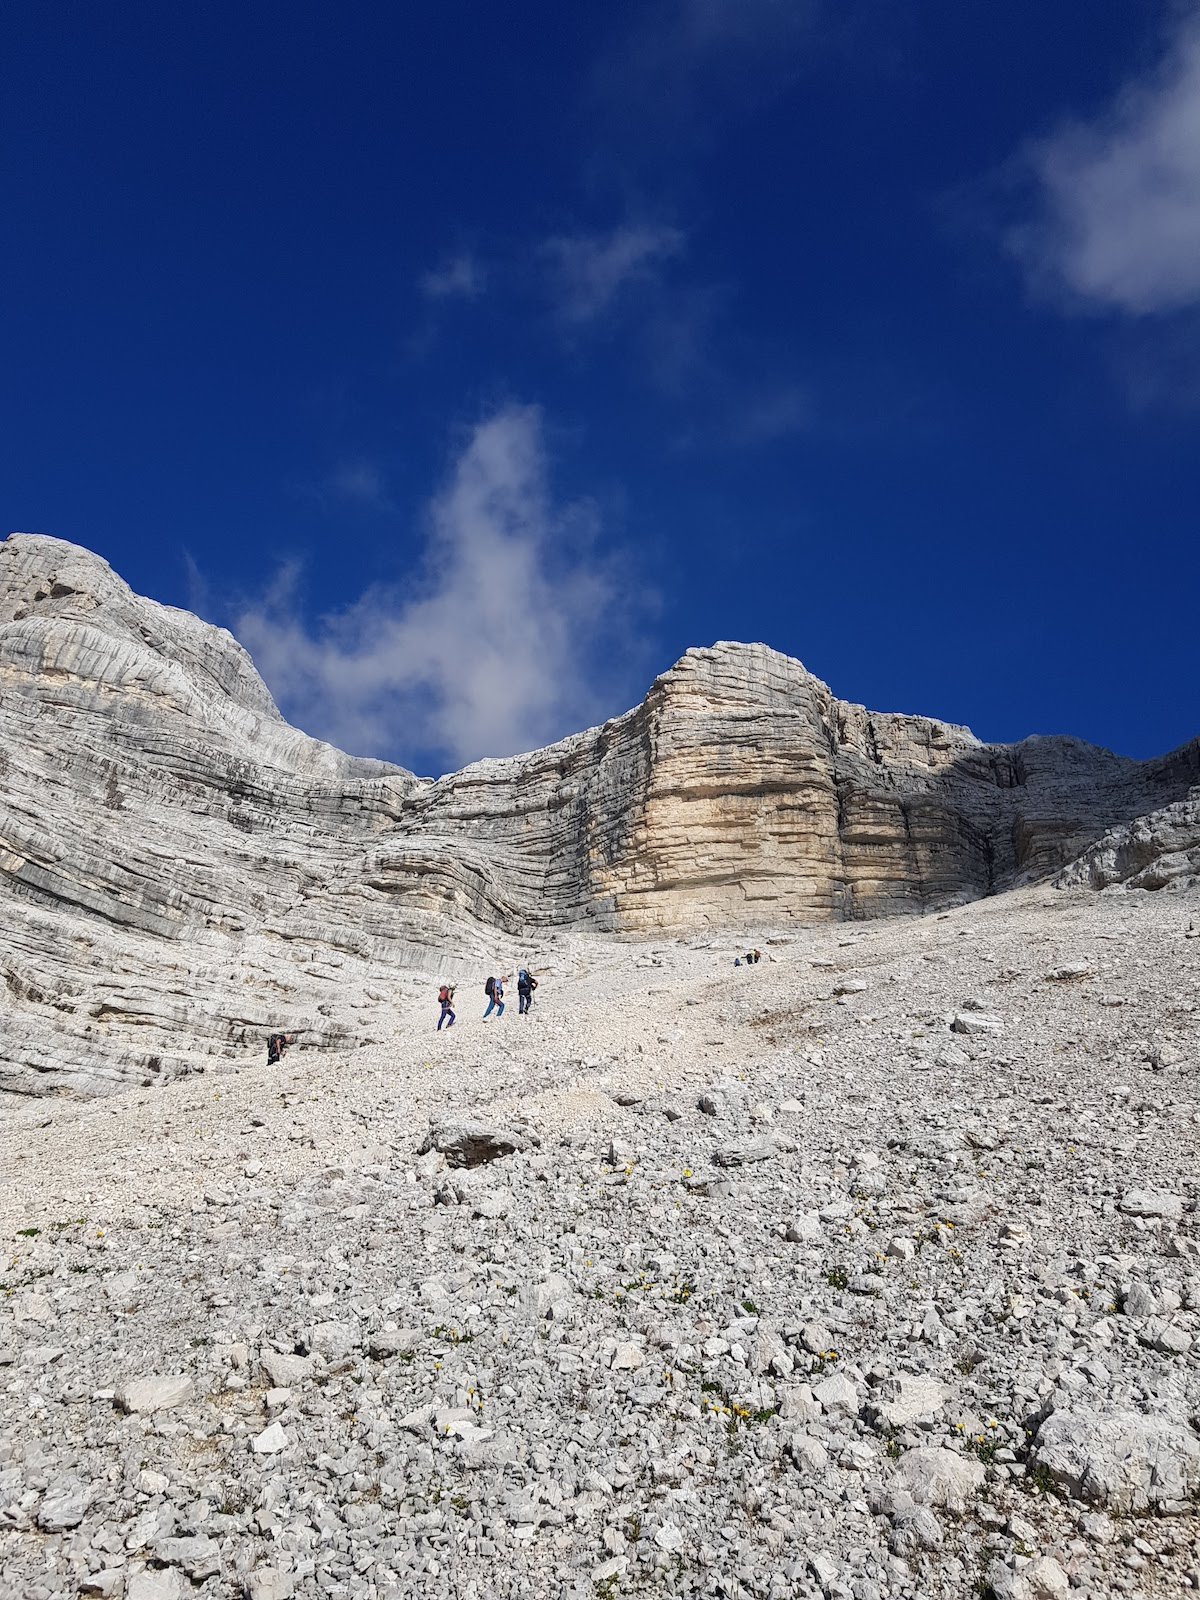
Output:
[1, 532, 1197, 1098]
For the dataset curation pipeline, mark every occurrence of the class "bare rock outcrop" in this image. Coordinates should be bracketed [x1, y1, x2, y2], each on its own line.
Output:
[1, 532, 1196, 1097]
[1056, 792, 1200, 892]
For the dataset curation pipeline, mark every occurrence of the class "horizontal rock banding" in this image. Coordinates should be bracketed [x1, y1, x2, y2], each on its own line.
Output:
[1, 533, 1196, 1096]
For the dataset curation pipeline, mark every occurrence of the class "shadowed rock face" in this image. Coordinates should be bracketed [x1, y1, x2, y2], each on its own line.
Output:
[1, 533, 1196, 1097]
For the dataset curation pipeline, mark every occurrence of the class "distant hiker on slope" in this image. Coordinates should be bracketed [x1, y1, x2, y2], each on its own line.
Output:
[517, 967, 538, 1014]
[483, 973, 509, 1020]
[266, 1031, 295, 1065]
[437, 984, 456, 1030]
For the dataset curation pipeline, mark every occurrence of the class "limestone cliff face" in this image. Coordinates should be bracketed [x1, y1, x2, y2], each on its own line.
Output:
[1, 533, 1195, 1097]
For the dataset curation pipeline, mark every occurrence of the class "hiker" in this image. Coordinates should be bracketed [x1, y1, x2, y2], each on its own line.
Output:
[517, 967, 538, 1014]
[437, 984, 456, 1030]
[483, 973, 509, 1020]
[266, 1031, 295, 1065]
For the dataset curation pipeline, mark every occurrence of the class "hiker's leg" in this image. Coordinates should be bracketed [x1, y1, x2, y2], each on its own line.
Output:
[447, 1010, 455, 1026]
[496, 1000, 505, 1017]
[483, 998, 494, 1018]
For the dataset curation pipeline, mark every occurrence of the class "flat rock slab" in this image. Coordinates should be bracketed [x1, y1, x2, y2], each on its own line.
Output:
[114, 1375, 194, 1414]
[1119, 1188, 1184, 1222]
[127, 1572, 186, 1600]
[875, 1376, 949, 1428]
[251, 1421, 290, 1455]
[246, 1573, 295, 1600]
[889, 1447, 984, 1511]
[36, 1480, 92, 1531]
[713, 1136, 779, 1167]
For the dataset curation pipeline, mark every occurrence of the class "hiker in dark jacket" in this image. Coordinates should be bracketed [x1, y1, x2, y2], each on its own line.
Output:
[437, 984, 456, 1030]
[266, 1031, 295, 1065]
[517, 968, 538, 1014]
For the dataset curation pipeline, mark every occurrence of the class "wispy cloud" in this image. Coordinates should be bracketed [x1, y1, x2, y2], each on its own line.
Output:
[284, 458, 398, 515]
[1008, 13, 1200, 315]
[727, 383, 813, 445]
[594, 0, 821, 131]
[233, 406, 649, 772]
[419, 251, 486, 301]
[328, 460, 395, 509]
[543, 222, 685, 325]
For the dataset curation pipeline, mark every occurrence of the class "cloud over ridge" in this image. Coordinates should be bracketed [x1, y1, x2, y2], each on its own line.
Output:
[234, 406, 642, 773]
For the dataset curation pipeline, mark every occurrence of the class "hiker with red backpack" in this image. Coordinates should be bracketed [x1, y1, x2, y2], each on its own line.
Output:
[483, 973, 509, 1020]
[437, 984, 456, 1030]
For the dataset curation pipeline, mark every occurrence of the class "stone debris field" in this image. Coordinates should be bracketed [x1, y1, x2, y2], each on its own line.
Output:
[2, 884, 1198, 1600]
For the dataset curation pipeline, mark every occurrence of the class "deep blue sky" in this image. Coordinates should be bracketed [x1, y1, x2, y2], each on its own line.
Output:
[4, 1, 1199, 773]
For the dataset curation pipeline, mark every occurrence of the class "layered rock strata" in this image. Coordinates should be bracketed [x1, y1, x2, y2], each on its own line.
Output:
[1, 533, 1195, 1096]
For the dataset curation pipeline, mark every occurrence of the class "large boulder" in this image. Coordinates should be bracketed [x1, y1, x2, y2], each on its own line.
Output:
[1033, 1406, 1200, 1513]
[418, 1120, 538, 1168]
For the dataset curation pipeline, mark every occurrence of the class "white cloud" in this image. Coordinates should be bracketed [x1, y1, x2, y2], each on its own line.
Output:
[420, 252, 486, 301]
[234, 406, 644, 772]
[543, 223, 685, 324]
[1010, 13, 1200, 314]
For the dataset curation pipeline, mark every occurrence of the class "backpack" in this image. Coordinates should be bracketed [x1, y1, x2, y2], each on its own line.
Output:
[438, 985, 450, 1004]
[518, 969, 529, 988]
[484, 976, 495, 997]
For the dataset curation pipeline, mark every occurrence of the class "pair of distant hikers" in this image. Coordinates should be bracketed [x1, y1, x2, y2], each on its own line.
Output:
[482, 970, 538, 1019]
[436, 969, 537, 1029]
